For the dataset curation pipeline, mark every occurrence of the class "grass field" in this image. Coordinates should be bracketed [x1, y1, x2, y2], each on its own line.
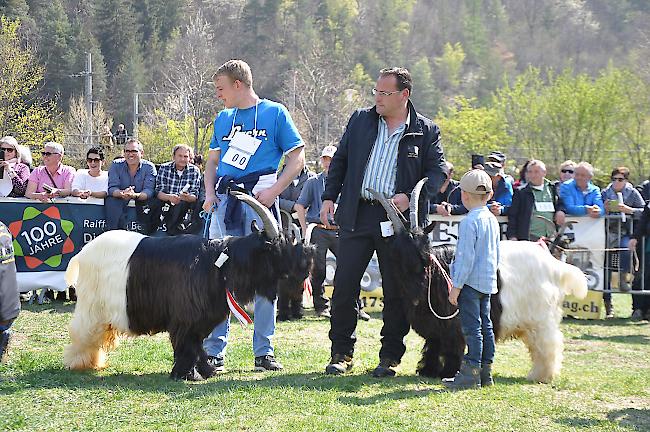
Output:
[1, 295, 649, 432]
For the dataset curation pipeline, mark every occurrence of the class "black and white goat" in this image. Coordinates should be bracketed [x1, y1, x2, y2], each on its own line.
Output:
[369, 179, 588, 383]
[63, 192, 313, 381]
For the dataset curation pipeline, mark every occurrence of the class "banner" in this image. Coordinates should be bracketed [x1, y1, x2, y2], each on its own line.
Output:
[0, 197, 163, 292]
[321, 215, 605, 318]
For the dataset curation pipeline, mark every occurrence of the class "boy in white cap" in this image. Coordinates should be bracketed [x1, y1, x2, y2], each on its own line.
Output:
[443, 169, 500, 390]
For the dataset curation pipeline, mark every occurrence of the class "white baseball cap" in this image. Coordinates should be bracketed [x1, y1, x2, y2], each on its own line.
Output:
[321, 145, 337, 158]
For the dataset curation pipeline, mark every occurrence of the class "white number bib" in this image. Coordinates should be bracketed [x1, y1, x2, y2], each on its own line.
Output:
[222, 131, 262, 170]
[535, 201, 555, 212]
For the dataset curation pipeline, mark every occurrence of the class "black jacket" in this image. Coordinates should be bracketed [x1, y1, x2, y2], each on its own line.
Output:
[506, 181, 561, 240]
[322, 100, 446, 231]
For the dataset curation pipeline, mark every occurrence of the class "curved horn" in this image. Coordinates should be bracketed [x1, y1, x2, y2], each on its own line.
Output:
[409, 177, 428, 230]
[230, 191, 280, 239]
[366, 188, 406, 234]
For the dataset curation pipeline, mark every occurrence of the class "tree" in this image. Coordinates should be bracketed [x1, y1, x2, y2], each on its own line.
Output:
[409, 56, 440, 118]
[35, 0, 77, 105]
[62, 96, 113, 162]
[93, 0, 140, 76]
[109, 38, 147, 128]
[0, 16, 60, 150]
[434, 42, 466, 91]
[435, 96, 510, 173]
[156, 11, 218, 155]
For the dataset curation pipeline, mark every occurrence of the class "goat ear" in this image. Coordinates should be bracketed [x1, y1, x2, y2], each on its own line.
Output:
[251, 219, 262, 233]
[423, 221, 437, 235]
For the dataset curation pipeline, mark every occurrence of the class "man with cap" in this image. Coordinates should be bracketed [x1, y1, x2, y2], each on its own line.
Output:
[486, 151, 514, 185]
[443, 169, 500, 390]
[0, 221, 20, 362]
[484, 160, 513, 216]
[295, 145, 371, 321]
[320, 67, 447, 377]
[295, 145, 339, 318]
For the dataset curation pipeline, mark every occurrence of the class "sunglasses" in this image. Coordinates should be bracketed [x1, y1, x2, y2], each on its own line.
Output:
[87, 157, 102, 163]
[41, 151, 60, 156]
[1, 147, 15, 152]
[124, 149, 140, 154]
[612, 177, 626, 182]
[561, 169, 574, 174]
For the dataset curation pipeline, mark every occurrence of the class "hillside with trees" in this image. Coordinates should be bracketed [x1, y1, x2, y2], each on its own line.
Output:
[1, 0, 649, 179]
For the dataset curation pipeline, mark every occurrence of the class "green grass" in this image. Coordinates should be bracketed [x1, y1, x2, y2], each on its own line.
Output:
[1, 295, 649, 432]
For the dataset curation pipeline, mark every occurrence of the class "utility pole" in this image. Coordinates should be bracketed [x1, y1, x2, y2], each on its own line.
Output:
[85, 52, 93, 147]
[71, 53, 94, 151]
[132, 93, 139, 138]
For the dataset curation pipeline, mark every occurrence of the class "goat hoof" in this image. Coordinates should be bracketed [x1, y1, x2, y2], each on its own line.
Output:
[171, 367, 204, 381]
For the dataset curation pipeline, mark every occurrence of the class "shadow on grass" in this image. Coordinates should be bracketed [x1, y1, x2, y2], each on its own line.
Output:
[563, 316, 641, 327]
[0, 366, 533, 401]
[0, 367, 420, 397]
[607, 408, 650, 431]
[576, 333, 650, 345]
[20, 301, 75, 315]
[555, 417, 607, 428]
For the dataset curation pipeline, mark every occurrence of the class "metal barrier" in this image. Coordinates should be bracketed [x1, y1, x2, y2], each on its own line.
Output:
[600, 213, 648, 295]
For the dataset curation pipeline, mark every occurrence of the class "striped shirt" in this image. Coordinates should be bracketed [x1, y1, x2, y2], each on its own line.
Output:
[360, 115, 407, 200]
[450, 206, 501, 294]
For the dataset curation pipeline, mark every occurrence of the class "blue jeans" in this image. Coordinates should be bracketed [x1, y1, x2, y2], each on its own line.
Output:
[203, 193, 277, 359]
[458, 285, 495, 367]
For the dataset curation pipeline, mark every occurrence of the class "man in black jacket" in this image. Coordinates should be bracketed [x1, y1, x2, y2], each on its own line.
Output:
[320, 67, 446, 377]
[506, 159, 565, 241]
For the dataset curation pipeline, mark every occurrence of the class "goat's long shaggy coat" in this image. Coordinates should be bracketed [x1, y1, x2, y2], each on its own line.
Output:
[63, 230, 313, 380]
[389, 234, 587, 383]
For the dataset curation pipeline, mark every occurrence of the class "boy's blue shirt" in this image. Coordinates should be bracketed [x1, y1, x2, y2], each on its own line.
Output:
[450, 206, 501, 294]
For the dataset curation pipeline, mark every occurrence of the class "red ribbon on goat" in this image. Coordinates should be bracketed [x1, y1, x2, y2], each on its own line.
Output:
[226, 289, 253, 326]
[303, 278, 313, 296]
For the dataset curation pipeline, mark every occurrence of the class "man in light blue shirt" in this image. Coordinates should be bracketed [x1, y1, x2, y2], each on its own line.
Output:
[445, 169, 500, 390]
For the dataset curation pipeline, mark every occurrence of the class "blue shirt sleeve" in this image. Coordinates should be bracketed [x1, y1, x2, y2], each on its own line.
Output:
[451, 217, 477, 288]
[142, 163, 156, 198]
[560, 182, 587, 216]
[591, 187, 605, 216]
[276, 105, 304, 153]
[297, 177, 314, 208]
[107, 160, 121, 195]
[209, 115, 221, 150]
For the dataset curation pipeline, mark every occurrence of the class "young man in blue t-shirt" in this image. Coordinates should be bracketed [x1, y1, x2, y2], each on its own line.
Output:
[202, 60, 305, 372]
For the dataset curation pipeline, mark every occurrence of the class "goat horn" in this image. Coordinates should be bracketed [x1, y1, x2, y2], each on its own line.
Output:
[409, 177, 428, 230]
[366, 188, 406, 234]
[230, 191, 280, 239]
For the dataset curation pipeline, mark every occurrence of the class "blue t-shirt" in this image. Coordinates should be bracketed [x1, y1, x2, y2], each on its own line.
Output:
[209, 99, 304, 178]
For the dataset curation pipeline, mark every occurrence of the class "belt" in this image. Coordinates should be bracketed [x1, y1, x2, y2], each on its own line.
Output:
[315, 224, 339, 230]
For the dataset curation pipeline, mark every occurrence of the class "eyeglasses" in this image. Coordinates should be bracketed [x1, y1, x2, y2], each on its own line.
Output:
[87, 157, 102, 163]
[612, 177, 626, 182]
[372, 88, 402, 97]
[561, 169, 574, 174]
[41, 151, 60, 156]
[124, 149, 140, 154]
[1, 147, 15, 152]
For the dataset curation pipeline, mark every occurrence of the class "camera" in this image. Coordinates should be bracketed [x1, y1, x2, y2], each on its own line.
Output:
[471, 154, 485, 169]
[42, 184, 54, 193]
